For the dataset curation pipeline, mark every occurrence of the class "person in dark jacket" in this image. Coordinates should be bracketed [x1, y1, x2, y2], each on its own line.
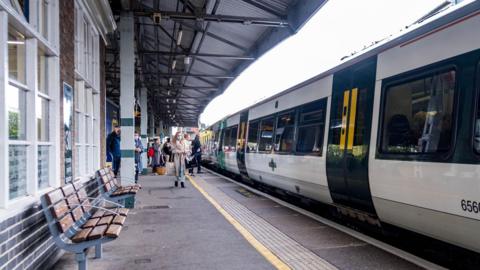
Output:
[134, 132, 144, 183]
[107, 126, 121, 176]
[192, 135, 202, 174]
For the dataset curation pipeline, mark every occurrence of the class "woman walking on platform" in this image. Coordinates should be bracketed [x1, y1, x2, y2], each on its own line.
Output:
[172, 132, 188, 188]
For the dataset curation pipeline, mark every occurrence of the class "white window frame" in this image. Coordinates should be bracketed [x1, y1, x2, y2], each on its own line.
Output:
[0, 1, 60, 211]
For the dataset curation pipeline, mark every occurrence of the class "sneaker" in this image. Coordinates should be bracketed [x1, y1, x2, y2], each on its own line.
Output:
[181, 182, 185, 188]
[175, 181, 178, 187]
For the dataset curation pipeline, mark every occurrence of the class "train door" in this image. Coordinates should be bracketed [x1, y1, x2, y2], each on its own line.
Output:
[326, 57, 377, 214]
[236, 111, 252, 182]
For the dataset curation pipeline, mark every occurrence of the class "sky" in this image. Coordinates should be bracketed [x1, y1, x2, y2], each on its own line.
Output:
[199, 0, 445, 126]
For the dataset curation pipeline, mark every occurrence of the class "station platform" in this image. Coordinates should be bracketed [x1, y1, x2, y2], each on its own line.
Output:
[52, 171, 425, 270]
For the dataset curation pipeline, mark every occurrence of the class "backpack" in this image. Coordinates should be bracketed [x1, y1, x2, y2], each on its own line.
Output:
[147, 147, 154, 157]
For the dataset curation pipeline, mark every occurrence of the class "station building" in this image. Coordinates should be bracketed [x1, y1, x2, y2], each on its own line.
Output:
[0, 1, 115, 268]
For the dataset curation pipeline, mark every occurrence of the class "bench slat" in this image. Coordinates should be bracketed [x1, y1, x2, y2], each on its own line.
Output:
[83, 218, 100, 228]
[58, 214, 75, 233]
[61, 184, 75, 196]
[105, 224, 122, 238]
[71, 228, 93, 243]
[92, 210, 105, 218]
[87, 225, 108, 240]
[112, 215, 126, 225]
[98, 216, 113, 226]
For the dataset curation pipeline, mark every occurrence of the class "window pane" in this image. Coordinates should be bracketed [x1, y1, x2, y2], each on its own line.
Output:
[37, 96, 49, 141]
[75, 112, 81, 143]
[75, 146, 80, 176]
[277, 111, 295, 128]
[275, 126, 295, 152]
[7, 84, 26, 140]
[297, 125, 323, 154]
[259, 117, 274, 152]
[9, 145, 27, 199]
[231, 126, 238, 150]
[222, 128, 231, 150]
[85, 116, 90, 144]
[39, 0, 48, 38]
[300, 99, 326, 124]
[38, 145, 49, 189]
[38, 48, 48, 94]
[247, 121, 259, 152]
[8, 27, 26, 83]
[382, 70, 456, 154]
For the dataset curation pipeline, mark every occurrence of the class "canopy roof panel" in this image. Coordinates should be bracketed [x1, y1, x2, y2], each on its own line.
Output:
[106, 0, 327, 126]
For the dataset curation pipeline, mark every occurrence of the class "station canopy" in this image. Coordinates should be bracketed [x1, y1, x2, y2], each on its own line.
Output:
[107, 0, 327, 126]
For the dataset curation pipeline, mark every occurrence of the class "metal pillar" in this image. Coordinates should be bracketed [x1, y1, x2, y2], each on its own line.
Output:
[140, 87, 148, 174]
[119, 12, 135, 184]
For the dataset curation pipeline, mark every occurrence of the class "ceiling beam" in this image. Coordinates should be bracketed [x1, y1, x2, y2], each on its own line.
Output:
[142, 72, 235, 79]
[139, 50, 255, 60]
[134, 11, 289, 27]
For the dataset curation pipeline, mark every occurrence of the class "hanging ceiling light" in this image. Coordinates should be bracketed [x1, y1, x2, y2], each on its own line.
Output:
[176, 30, 183, 46]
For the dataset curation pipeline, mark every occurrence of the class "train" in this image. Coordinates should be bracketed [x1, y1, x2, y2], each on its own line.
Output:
[198, 1, 480, 254]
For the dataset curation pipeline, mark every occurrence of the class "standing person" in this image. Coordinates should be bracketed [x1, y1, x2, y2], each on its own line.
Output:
[147, 142, 154, 166]
[134, 132, 144, 183]
[162, 137, 172, 163]
[172, 132, 187, 188]
[192, 135, 202, 174]
[184, 133, 194, 176]
[151, 138, 164, 173]
[106, 126, 121, 176]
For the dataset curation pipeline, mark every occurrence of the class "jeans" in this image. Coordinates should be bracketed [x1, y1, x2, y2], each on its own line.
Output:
[113, 157, 121, 176]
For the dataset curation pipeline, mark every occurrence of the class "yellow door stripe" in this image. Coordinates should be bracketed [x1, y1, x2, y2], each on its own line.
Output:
[347, 88, 358, 150]
[339, 90, 350, 150]
[187, 175, 291, 270]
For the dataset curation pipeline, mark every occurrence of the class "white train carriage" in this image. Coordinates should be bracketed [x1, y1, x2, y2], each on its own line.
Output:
[200, 0, 480, 254]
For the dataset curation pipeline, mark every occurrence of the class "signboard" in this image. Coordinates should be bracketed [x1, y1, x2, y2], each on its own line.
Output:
[63, 83, 73, 182]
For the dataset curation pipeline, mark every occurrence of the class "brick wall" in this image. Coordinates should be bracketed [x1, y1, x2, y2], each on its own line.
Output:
[0, 206, 59, 269]
[60, 0, 76, 183]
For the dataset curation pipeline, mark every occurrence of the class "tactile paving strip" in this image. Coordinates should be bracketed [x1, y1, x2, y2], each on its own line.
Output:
[195, 175, 338, 270]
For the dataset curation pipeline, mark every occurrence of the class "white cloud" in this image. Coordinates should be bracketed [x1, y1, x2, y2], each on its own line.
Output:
[200, 0, 445, 126]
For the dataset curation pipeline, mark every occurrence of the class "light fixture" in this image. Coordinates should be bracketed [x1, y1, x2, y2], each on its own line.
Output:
[176, 30, 183, 46]
[168, 78, 173, 86]
[184, 56, 191, 65]
[166, 98, 170, 103]
[167, 90, 171, 95]
[7, 40, 25, 45]
[171, 60, 177, 70]
[172, 99, 176, 103]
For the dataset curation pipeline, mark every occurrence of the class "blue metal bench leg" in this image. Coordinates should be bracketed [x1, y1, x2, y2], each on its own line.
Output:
[76, 252, 87, 270]
[95, 243, 102, 259]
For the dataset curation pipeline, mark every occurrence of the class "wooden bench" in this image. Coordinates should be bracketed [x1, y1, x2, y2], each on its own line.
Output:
[41, 179, 129, 270]
[96, 167, 141, 206]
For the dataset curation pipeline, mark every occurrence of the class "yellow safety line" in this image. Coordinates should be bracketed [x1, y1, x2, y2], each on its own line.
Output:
[186, 175, 291, 270]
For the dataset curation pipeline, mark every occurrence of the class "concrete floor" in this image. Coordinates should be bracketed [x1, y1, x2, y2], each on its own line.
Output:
[53, 171, 421, 270]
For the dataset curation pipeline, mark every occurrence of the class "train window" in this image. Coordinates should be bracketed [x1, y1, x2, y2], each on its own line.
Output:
[230, 126, 238, 151]
[259, 117, 274, 152]
[275, 111, 295, 152]
[223, 128, 231, 151]
[296, 99, 327, 155]
[381, 69, 456, 154]
[475, 63, 480, 154]
[247, 121, 259, 152]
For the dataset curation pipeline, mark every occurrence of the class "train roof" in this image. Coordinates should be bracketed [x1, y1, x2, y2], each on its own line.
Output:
[206, 0, 480, 129]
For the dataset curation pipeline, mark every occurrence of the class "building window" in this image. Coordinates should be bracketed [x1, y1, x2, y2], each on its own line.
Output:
[9, 145, 28, 199]
[381, 69, 456, 154]
[38, 0, 49, 38]
[7, 84, 27, 140]
[8, 28, 26, 84]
